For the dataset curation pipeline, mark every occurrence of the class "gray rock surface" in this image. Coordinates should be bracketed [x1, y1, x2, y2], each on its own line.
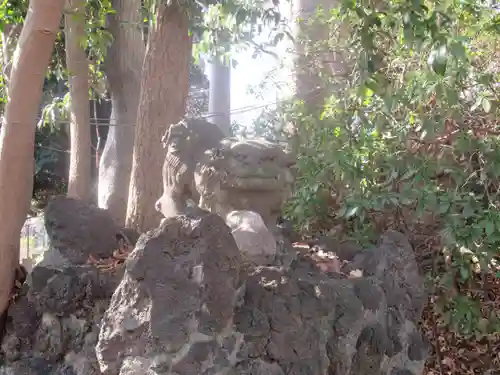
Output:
[44, 197, 122, 264]
[3, 204, 428, 375]
[96, 212, 429, 375]
[225, 210, 276, 265]
[0, 264, 124, 374]
[96, 211, 243, 375]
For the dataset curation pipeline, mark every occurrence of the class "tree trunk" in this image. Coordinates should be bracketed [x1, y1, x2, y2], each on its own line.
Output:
[293, 0, 345, 110]
[98, 0, 145, 226]
[207, 58, 231, 136]
[0, 0, 64, 315]
[125, 2, 191, 232]
[65, 0, 91, 200]
[290, 0, 346, 155]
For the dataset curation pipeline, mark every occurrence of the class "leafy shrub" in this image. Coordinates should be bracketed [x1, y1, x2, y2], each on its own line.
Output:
[281, 0, 500, 337]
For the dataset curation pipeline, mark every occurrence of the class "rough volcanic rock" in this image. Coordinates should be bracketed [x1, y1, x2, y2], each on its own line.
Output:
[6, 202, 428, 375]
[307, 236, 363, 262]
[342, 230, 427, 321]
[235, 257, 428, 375]
[96, 211, 244, 375]
[0, 264, 123, 374]
[96, 209, 429, 375]
[276, 216, 300, 244]
[44, 197, 122, 264]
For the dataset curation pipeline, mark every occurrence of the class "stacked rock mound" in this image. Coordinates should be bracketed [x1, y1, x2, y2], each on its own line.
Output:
[40, 196, 139, 268]
[96, 210, 429, 375]
[0, 265, 123, 375]
[0, 197, 136, 374]
[0, 198, 428, 375]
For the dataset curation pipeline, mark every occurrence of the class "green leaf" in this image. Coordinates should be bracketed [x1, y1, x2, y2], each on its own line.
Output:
[482, 98, 492, 113]
[345, 206, 359, 218]
[471, 95, 483, 112]
[463, 203, 475, 218]
[449, 40, 467, 62]
[401, 168, 417, 181]
[439, 201, 450, 214]
[427, 45, 448, 76]
[460, 265, 469, 280]
[485, 220, 495, 236]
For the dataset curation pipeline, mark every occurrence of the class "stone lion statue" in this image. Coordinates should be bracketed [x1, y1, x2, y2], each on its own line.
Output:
[194, 137, 296, 230]
[155, 118, 225, 218]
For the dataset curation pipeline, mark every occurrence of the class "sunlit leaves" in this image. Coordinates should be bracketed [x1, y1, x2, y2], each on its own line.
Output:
[190, 0, 286, 61]
[0, 0, 27, 31]
[281, 0, 500, 338]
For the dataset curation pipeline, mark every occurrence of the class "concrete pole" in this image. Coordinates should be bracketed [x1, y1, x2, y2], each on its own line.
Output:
[206, 58, 231, 136]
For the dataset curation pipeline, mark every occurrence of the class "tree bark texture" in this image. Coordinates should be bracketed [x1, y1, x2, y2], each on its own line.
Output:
[65, 0, 91, 200]
[293, 0, 345, 111]
[125, 2, 191, 232]
[290, 0, 347, 156]
[0, 0, 64, 315]
[98, 0, 145, 226]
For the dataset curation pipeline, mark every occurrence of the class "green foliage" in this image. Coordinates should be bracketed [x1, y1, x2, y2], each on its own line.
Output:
[192, 0, 289, 62]
[0, 0, 27, 30]
[187, 58, 209, 116]
[85, 0, 115, 62]
[278, 0, 500, 337]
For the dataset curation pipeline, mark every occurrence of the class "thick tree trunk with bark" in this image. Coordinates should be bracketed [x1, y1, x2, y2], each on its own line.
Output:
[98, 0, 145, 226]
[65, 0, 91, 200]
[293, 0, 346, 110]
[290, 0, 346, 154]
[0, 0, 64, 315]
[125, 2, 191, 232]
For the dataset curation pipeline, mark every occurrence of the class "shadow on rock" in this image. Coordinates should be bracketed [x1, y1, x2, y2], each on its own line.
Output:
[1, 198, 429, 375]
[96, 211, 430, 375]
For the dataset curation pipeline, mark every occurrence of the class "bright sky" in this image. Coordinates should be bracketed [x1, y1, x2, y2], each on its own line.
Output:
[229, 4, 295, 128]
[230, 49, 287, 127]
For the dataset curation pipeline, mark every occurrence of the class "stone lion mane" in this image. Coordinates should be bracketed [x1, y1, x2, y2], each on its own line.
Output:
[155, 117, 225, 217]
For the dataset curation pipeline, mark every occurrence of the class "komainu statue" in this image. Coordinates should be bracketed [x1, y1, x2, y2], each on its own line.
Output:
[155, 118, 225, 218]
[194, 137, 296, 230]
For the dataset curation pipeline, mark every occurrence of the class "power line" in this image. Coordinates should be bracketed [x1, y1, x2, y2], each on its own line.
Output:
[34, 87, 324, 154]
[36, 86, 323, 127]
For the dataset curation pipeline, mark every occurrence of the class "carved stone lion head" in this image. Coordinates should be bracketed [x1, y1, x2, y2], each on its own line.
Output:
[194, 137, 296, 227]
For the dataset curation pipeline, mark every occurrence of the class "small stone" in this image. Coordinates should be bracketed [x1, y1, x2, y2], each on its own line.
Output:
[234, 359, 285, 375]
[356, 323, 388, 357]
[226, 210, 277, 265]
